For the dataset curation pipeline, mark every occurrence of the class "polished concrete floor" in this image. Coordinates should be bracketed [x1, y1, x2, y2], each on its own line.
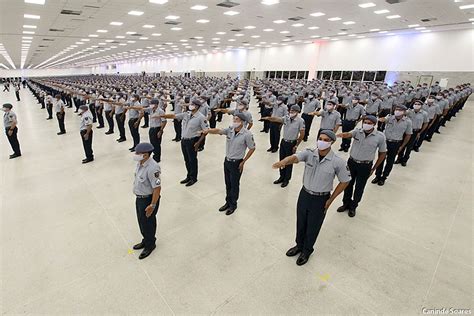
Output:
[0, 87, 472, 315]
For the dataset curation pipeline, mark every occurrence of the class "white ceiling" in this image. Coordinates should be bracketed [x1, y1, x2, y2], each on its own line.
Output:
[0, 0, 473, 70]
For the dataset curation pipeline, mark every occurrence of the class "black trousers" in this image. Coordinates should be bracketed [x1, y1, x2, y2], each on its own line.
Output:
[414, 128, 428, 151]
[181, 137, 199, 181]
[376, 141, 400, 179]
[296, 189, 330, 256]
[425, 117, 439, 141]
[343, 158, 372, 209]
[15, 91, 20, 101]
[269, 122, 282, 150]
[46, 104, 53, 119]
[217, 102, 225, 122]
[301, 113, 314, 141]
[74, 98, 80, 112]
[135, 195, 160, 249]
[209, 109, 217, 128]
[377, 109, 391, 131]
[337, 106, 346, 120]
[279, 139, 296, 181]
[149, 127, 162, 162]
[398, 131, 419, 163]
[56, 112, 66, 133]
[89, 104, 97, 123]
[6, 127, 21, 155]
[173, 119, 182, 140]
[105, 110, 114, 132]
[340, 120, 357, 150]
[261, 107, 272, 132]
[128, 118, 140, 148]
[115, 113, 126, 139]
[96, 107, 104, 127]
[143, 112, 149, 127]
[80, 130, 94, 159]
[224, 159, 243, 209]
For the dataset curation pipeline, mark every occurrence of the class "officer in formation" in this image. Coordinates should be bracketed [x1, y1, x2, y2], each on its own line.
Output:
[115, 94, 127, 142]
[308, 100, 342, 135]
[54, 94, 66, 135]
[204, 113, 256, 215]
[147, 98, 167, 163]
[214, 99, 253, 130]
[127, 94, 143, 152]
[272, 130, 351, 265]
[79, 105, 94, 164]
[267, 96, 288, 153]
[103, 93, 115, 135]
[338, 96, 365, 152]
[14, 84, 20, 101]
[2, 103, 21, 159]
[132, 142, 161, 260]
[301, 92, 320, 142]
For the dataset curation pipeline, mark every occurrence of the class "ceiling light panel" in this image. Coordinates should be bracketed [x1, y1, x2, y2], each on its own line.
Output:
[359, 2, 376, 8]
[191, 5, 207, 10]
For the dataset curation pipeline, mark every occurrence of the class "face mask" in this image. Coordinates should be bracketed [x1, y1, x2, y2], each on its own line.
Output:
[290, 112, 297, 118]
[362, 123, 374, 131]
[317, 140, 331, 150]
[309, 95, 313, 99]
[133, 154, 144, 162]
[436, 96, 442, 100]
[189, 105, 196, 111]
[277, 100, 283, 105]
[233, 122, 242, 129]
[352, 100, 358, 104]
[427, 99, 434, 103]
[238, 105, 245, 110]
[413, 104, 422, 110]
[326, 105, 334, 111]
[371, 96, 377, 100]
[394, 110, 404, 117]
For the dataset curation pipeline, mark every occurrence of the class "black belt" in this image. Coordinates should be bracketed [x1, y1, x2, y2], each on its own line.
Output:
[282, 139, 297, 143]
[303, 187, 330, 196]
[225, 157, 243, 162]
[387, 139, 401, 143]
[349, 157, 372, 164]
[136, 195, 152, 199]
[344, 119, 358, 122]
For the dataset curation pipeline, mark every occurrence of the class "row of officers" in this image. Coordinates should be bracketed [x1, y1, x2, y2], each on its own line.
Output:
[3, 80, 470, 265]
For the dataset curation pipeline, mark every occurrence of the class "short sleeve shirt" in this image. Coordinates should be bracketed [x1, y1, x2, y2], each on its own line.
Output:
[133, 159, 161, 196]
[349, 128, 387, 161]
[219, 127, 256, 160]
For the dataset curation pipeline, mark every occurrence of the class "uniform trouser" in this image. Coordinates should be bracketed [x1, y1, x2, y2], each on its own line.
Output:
[96, 107, 104, 127]
[15, 91, 20, 101]
[337, 106, 347, 120]
[375, 141, 401, 179]
[296, 189, 330, 256]
[217, 102, 224, 122]
[269, 122, 282, 150]
[398, 131, 419, 163]
[342, 158, 372, 210]
[149, 127, 162, 162]
[80, 130, 94, 159]
[261, 107, 272, 132]
[279, 139, 296, 181]
[224, 159, 243, 209]
[105, 110, 114, 132]
[40, 98, 45, 109]
[340, 120, 357, 150]
[74, 98, 80, 111]
[135, 195, 160, 250]
[173, 119, 182, 140]
[128, 118, 140, 148]
[301, 113, 314, 141]
[143, 112, 149, 127]
[425, 117, 439, 140]
[181, 137, 199, 181]
[209, 109, 217, 128]
[5, 127, 21, 155]
[56, 112, 66, 132]
[115, 114, 126, 139]
[414, 127, 428, 150]
[46, 104, 53, 118]
[377, 109, 391, 131]
[89, 104, 97, 123]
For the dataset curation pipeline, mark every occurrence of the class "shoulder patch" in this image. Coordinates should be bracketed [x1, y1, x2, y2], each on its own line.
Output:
[154, 171, 160, 178]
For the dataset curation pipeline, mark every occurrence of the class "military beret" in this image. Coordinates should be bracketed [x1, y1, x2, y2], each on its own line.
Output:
[319, 129, 337, 142]
[364, 115, 378, 124]
[395, 104, 407, 110]
[135, 142, 154, 153]
[234, 113, 248, 122]
[79, 105, 89, 111]
[290, 105, 301, 112]
[2, 103, 13, 109]
[150, 98, 159, 105]
[192, 99, 202, 107]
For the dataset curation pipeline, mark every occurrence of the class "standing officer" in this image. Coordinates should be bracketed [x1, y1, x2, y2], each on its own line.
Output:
[2, 103, 21, 159]
[272, 130, 350, 266]
[54, 94, 66, 135]
[338, 96, 365, 152]
[204, 113, 256, 215]
[301, 93, 320, 142]
[308, 100, 341, 135]
[372, 105, 412, 186]
[103, 94, 114, 135]
[140, 91, 150, 128]
[263, 105, 305, 187]
[159, 99, 209, 186]
[127, 94, 143, 152]
[94, 96, 105, 129]
[132, 142, 161, 260]
[268, 96, 288, 153]
[45, 93, 53, 120]
[79, 105, 94, 164]
[148, 98, 167, 163]
[377, 91, 395, 131]
[336, 115, 386, 217]
[14, 84, 20, 101]
[209, 90, 220, 128]
[172, 94, 184, 142]
[115, 94, 127, 142]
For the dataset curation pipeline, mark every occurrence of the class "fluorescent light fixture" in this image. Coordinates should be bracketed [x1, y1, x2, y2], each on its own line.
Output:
[378, 30, 387, 33]
[23, 31, 35, 34]
[244, 25, 256, 29]
[386, 15, 401, 19]
[194, 36, 203, 39]
[273, 19, 286, 24]
[263, 28, 274, 31]
[216, 31, 226, 35]
[151, 33, 162, 36]
[128, 10, 144, 16]
[165, 15, 180, 19]
[310, 12, 325, 17]
[24, 0, 45, 4]
[408, 24, 420, 27]
[211, 37, 220, 40]
[23, 25, 37, 29]
[308, 26, 319, 30]
[22, 36, 33, 39]
[415, 27, 426, 30]
[261, 0, 279, 4]
[343, 21, 356, 25]
[235, 33, 244, 36]
[140, 37, 149, 40]
[81, 38, 90, 41]
[115, 35, 125, 39]
[191, 5, 207, 10]
[149, 0, 168, 3]
[110, 21, 123, 26]
[126, 31, 137, 34]
[348, 34, 356, 37]
[338, 32, 347, 35]
[470, 18, 474, 21]
[143, 24, 155, 28]
[292, 23, 304, 27]
[127, 40, 136, 43]
[359, 2, 376, 8]
[374, 9, 389, 14]
[24, 14, 40, 19]
[328, 17, 341, 21]
[224, 11, 239, 15]
[196, 19, 210, 23]
[170, 27, 182, 31]
[22, 40, 32, 43]
[88, 34, 99, 37]
[280, 30, 290, 34]
[460, 4, 474, 9]
[421, 30, 431, 33]
[322, 37, 330, 39]
[357, 36, 365, 38]
[105, 40, 114, 42]
[97, 29, 108, 33]
[251, 35, 260, 38]
[369, 28, 380, 31]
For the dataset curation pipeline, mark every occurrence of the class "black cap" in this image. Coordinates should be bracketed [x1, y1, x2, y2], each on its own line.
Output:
[2, 103, 13, 109]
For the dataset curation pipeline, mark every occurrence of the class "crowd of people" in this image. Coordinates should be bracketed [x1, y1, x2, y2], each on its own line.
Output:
[1, 75, 471, 264]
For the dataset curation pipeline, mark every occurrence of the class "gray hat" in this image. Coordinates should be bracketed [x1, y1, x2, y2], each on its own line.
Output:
[192, 99, 202, 107]
[79, 105, 89, 111]
[395, 104, 407, 110]
[2, 103, 13, 109]
[234, 112, 248, 122]
[319, 129, 337, 142]
[413, 99, 423, 105]
[290, 105, 301, 112]
[135, 142, 154, 153]
[150, 98, 159, 105]
[364, 115, 378, 124]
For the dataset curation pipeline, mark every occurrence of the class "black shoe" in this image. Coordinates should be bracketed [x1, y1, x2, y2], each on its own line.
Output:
[185, 179, 197, 187]
[271, 149, 278, 153]
[303, 138, 308, 142]
[348, 208, 356, 217]
[219, 203, 229, 212]
[9, 153, 21, 159]
[337, 205, 348, 212]
[180, 177, 191, 184]
[394, 160, 400, 164]
[118, 138, 126, 143]
[225, 208, 236, 215]
[401, 161, 407, 167]
[267, 148, 272, 152]
[57, 131, 65, 135]
[425, 138, 431, 142]
[172, 138, 177, 141]
[141, 125, 148, 128]
[133, 242, 145, 250]
[175, 138, 181, 142]
[129, 147, 135, 152]
[435, 131, 440, 134]
[138, 245, 156, 260]
[286, 246, 301, 257]
[281, 181, 289, 188]
[371, 177, 380, 184]
[105, 131, 113, 135]
[338, 147, 345, 152]
[344, 149, 349, 153]
[260, 129, 266, 133]
[82, 158, 94, 164]
[273, 178, 283, 184]
[378, 179, 385, 186]
[413, 147, 419, 152]
[296, 253, 309, 266]
[46, 118, 52, 120]
[97, 126, 105, 129]
[198, 147, 204, 152]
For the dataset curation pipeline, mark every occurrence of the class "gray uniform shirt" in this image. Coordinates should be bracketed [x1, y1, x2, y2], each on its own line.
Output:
[320, 110, 341, 130]
[149, 107, 166, 128]
[79, 111, 93, 131]
[384, 115, 413, 141]
[407, 109, 428, 130]
[272, 104, 288, 118]
[219, 127, 256, 160]
[349, 128, 387, 161]
[296, 149, 351, 193]
[3, 110, 17, 128]
[127, 101, 141, 119]
[366, 98, 381, 115]
[345, 103, 365, 121]
[133, 158, 161, 196]
[54, 99, 65, 113]
[282, 115, 305, 141]
[303, 98, 319, 114]
[175, 111, 209, 139]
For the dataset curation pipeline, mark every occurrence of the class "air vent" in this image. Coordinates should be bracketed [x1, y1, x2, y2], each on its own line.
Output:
[42, 38, 55, 41]
[38, 45, 48, 47]
[216, 1, 240, 8]
[385, 0, 406, 3]
[49, 28, 64, 32]
[131, 33, 143, 36]
[296, 6, 303, 9]
[288, 16, 305, 21]
[165, 21, 181, 25]
[60, 9, 82, 15]
[230, 28, 242, 32]
[421, 18, 437, 22]
[285, 35, 294, 38]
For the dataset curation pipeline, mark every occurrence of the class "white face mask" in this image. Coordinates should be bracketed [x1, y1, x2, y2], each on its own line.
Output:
[362, 123, 374, 131]
[188, 105, 196, 111]
[413, 104, 422, 110]
[326, 105, 334, 111]
[238, 105, 245, 110]
[233, 122, 242, 129]
[394, 110, 404, 117]
[133, 154, 144, 162]
[290, 112, 297, 118]
[317, 140, 331, 150]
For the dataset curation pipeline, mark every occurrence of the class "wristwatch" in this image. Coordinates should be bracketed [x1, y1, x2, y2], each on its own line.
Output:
[150, 204, 156, 208]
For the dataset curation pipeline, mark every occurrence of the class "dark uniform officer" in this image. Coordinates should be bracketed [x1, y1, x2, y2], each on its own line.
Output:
[336, 115, 387, 217]
[273, 130, 351, 266]
[301, 93, 319, 141]
[79, 105, 94, 164]
[205, 113, 256, 215]
[132, 142, 161, 260]
[2, 103, 21, 159]
[148, 98, 167, 163]
[103, 94, 114, 135]
[127, 94, 143, 152]
[268, 96, 288, 153]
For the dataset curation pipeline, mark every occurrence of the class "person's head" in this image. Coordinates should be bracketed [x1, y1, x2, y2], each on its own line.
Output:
[362, 115, 377, 132]
[317, 130, 336, 152]
[238, 99, 248, 110]
[413, 100, 423, 111]
[133, 143, 154, 163]
[55, 94, 61, 100]
[427, 95, 435, 103]
[308, 93, 314, 99]
[352, 96, 360, 104]
[325, 100, 336, 111]
[290, 105, 300, 118]
[436, 93, 443, 100]
[132, 94, 140, 102]
[233, 113, 246, 129]
[2, 103, 12, 112]
[371, 93, 378, 100]
[189, 99, 201, 112]
[79, 105, 89, 114]
[277, 96, 285, 105]
[394, 105, 407, 118]
[150, 98, 159, 108]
